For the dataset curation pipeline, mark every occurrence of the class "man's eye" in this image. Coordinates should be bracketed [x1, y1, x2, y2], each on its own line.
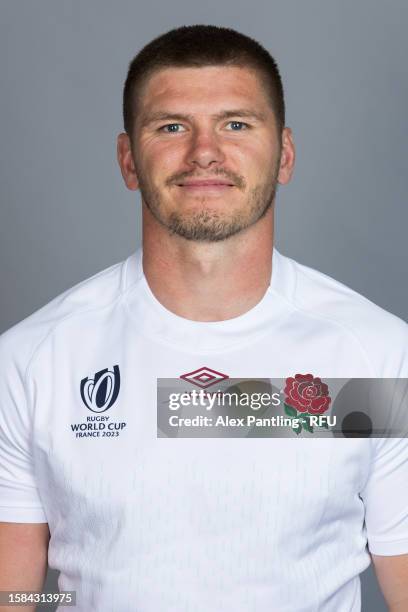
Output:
[159, 124, 185, 133]
[226, 121, 249, 131]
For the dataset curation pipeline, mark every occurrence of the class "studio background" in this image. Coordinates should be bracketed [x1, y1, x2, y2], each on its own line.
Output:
[1, 1, 407, 610]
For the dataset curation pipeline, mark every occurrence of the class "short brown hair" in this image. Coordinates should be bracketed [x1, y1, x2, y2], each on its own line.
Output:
[123, 25, 285, 136]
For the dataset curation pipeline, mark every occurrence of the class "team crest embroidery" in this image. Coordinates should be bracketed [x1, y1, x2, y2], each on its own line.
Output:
[80, 365, 121, 413]
[283, 373, 331, 435]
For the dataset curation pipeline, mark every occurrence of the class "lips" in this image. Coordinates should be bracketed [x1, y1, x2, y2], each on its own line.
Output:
[177, 180, 235, 187]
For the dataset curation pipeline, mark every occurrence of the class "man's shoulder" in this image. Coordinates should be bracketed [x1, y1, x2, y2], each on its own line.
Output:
[0, 256, 127, 369]
[276, 250, 408, 375]
[290, 254, 406, 329]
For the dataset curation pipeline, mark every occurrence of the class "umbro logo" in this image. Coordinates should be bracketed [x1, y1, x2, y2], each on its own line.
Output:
[180, 366, 229, 389]
[80, 365, 121, 413]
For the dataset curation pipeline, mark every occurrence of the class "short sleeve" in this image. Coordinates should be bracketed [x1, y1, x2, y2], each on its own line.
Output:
[360, 436, 408, 555]
[0, 331, 47, 523]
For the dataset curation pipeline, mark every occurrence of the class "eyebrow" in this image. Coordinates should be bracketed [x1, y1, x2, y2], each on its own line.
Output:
[140, 108, 267, 128]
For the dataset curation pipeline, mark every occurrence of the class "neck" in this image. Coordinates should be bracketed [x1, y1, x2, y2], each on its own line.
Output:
[141, 205, 275, 322]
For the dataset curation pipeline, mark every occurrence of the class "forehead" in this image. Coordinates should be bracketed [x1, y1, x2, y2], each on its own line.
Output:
[138, 65, 272, 116]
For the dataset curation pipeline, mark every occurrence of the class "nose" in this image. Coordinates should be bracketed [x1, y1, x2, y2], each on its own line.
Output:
[185, 126, 226, 169]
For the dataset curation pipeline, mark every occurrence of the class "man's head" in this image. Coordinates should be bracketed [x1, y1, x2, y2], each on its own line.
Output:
[117, 25, 295, 242]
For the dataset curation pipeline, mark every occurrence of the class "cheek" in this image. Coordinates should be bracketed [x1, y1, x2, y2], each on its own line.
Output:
[229, 139, 275, 174]
[142, 142, 187, 182]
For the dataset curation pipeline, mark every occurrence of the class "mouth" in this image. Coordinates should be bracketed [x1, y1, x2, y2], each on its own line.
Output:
[176, 180, 236, 194]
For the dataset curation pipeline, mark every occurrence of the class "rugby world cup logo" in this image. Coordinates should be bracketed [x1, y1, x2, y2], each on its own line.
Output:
[80, 365, 121, 413]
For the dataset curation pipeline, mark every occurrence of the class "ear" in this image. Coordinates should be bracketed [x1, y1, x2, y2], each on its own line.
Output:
[117, 132, 139, 191]
[277, 127, 295, 185]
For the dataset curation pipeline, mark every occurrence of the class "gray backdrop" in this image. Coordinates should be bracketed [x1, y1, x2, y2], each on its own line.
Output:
[1, 1, 407, 610]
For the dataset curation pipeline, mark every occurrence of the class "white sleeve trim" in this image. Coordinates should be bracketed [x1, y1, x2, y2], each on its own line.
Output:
[368, 537, 408, 556]
[0, 505, 48, 523]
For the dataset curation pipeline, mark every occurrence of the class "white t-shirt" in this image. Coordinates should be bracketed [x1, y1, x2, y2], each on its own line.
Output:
[0, 247, 407, 612]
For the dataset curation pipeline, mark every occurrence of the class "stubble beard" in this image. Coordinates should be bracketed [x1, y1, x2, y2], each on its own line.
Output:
[136, 164, 280, 242]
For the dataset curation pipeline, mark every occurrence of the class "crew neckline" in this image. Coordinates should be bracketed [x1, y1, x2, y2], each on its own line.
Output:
[123, 246, 293, 352]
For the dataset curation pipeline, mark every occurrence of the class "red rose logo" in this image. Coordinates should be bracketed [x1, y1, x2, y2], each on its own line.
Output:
[284, 373, 331, 416]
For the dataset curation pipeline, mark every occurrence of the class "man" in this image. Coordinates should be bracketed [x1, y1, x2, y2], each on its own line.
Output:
[0, 24, 407, 612]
